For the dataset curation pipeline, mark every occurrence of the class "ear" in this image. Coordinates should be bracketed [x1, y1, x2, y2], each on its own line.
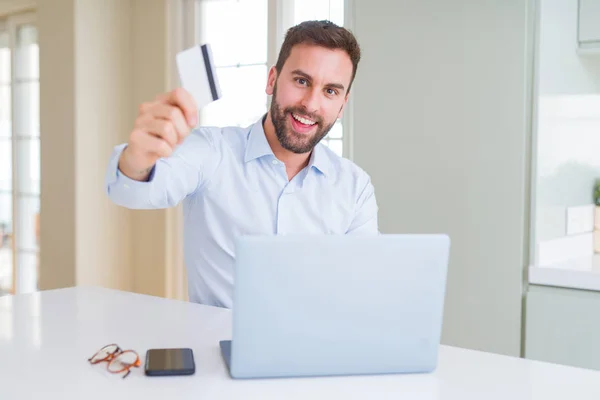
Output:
[266, 66, 278, 95]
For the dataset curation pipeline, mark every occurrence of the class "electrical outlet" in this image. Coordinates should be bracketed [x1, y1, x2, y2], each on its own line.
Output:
[566, 205, 595, 235]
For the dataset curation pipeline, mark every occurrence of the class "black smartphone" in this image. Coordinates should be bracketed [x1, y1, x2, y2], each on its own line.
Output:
[144, 348, 195, 376]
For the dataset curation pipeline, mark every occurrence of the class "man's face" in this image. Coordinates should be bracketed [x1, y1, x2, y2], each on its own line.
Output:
[266, 44, 353, 154]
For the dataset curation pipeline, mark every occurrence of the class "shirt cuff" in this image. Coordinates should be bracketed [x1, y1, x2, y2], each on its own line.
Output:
[105, 143, 156, 208]
[106, 144, 156, 188]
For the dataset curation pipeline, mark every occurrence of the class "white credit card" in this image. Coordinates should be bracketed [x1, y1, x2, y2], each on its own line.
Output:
[176, 43, 221, 109]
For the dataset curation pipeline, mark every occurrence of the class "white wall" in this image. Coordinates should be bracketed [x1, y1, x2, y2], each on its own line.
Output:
[0, 0, 33, 16]
[38, 0, 77, 290]
[38, 0, 179, 296]
[534, 0, 600, 243]
[351, 0, 533, 356]
[129, 0, 172, 297]
[74, 0, 134, 289]
[38, 0, 134, 291]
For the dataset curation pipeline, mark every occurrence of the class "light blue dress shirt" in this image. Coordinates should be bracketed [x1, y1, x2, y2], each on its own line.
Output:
[105, 116, 378, 308]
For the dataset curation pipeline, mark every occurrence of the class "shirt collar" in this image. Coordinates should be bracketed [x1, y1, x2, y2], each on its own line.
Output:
[244, 115, 332, 178]
[244, 115, 274, 163]
[307, 143, 331, 177]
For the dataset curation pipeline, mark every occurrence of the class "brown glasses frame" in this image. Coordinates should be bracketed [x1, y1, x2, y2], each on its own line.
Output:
[88, 343, 141, 379]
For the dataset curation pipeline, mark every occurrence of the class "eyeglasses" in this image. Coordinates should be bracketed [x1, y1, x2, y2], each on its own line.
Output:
[88, 344, 141, 379]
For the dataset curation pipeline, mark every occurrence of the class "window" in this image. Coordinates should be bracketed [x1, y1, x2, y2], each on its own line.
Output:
[0, 13, 40, 296]
[194, 0, 346, 157]
[197, 0, 269, 129]
[293, 0, 344, 25]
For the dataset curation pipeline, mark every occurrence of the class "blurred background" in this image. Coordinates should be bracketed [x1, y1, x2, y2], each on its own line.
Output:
[2, 0, 600, 372]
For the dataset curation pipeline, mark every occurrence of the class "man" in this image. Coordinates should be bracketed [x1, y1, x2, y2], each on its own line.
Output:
[105, 20, 378, 308]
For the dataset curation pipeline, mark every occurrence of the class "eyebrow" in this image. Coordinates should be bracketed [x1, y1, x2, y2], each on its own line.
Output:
[291, 69, 346, 92]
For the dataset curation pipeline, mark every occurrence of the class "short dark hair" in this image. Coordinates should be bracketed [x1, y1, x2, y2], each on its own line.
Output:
[275, 20, 361, 93]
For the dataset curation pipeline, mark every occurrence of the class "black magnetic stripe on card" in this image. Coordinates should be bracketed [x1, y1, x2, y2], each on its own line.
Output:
[201, 44, 219, 101]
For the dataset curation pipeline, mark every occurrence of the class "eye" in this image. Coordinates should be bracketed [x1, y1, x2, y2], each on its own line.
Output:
[296, 77, 308, 86]
[326, 88, 338, 96]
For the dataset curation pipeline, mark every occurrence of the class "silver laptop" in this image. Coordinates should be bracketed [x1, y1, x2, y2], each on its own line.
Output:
[220, 234, 450, 379]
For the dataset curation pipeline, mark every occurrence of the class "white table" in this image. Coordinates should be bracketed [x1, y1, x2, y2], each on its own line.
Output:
[1, 287, 600, 399]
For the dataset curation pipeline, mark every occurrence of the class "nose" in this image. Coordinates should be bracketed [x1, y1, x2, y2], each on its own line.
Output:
[300, 88, 321, 115]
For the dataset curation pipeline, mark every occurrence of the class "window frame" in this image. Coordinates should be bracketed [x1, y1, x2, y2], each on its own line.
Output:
[0, 10, 39, 295]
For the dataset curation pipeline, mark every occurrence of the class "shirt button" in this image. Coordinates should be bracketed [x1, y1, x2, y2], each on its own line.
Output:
[123, 184, 129, 189]
[272, 159, 278, 165]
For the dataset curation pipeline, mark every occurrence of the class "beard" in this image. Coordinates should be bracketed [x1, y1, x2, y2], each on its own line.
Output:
[269, 82, 336, 154]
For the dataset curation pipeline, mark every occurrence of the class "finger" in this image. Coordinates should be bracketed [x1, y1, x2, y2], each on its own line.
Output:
[147, 103, 190, 144]
[132, 129, 173, 159]
[157, 88, 198, 127]
[142, 119, 178, 148]
[138, 101, 156, 116]
[140, 101, 190, 143]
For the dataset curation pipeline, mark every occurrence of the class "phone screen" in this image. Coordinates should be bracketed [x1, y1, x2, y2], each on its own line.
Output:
[146, 348, 195, 374]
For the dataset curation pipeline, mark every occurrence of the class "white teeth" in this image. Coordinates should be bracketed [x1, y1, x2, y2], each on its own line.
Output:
[292, 113, 316, 125]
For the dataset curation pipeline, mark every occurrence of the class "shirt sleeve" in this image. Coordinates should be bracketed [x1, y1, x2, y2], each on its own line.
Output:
[105, 127, 221, 209]
[346, 175, 379, 235]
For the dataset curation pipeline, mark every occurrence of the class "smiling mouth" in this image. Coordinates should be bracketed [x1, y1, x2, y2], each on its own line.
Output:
[292, 113, 316, 125]
[289, 112, 318, 134]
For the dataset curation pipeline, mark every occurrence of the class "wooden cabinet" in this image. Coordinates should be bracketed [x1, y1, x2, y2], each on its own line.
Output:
[526, 284, 600, 370]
